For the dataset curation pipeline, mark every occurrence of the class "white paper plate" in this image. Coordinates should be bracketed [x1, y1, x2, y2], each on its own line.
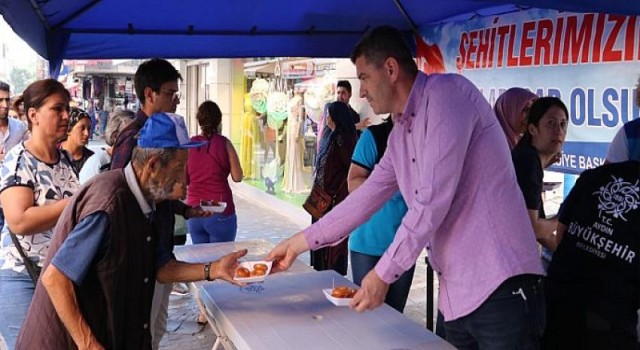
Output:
[200, 201, 227, 213]
[233, 260, 273, 283]
[323, 288, 354, 307]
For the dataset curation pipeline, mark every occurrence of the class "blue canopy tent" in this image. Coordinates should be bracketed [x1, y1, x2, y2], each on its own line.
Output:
[1, 0, 639, 77]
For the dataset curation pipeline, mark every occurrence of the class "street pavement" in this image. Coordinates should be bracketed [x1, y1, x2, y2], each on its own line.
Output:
[160, 191, 432, 350]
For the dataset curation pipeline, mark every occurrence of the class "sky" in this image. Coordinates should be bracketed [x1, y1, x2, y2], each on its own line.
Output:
[0, 15, 41, 79]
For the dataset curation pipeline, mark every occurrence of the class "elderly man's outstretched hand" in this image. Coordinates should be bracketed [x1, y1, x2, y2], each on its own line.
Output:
[265, 232, 309, 273]
[212, 249, 248, 286]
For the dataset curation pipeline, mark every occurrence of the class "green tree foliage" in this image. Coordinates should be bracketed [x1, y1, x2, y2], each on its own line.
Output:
[9, 67, 35, 94]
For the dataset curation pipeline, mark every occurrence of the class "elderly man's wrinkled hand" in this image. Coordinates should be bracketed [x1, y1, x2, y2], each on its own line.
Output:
[212, 249, 248, 286]
[350, 269, 389, 312]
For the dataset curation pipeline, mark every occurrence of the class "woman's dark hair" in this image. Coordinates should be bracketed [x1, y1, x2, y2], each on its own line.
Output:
[23, 79, 71, 131]
[196, 100, 222, 137]
[327, 101, 356, 136]
[519, 96, 568, 146]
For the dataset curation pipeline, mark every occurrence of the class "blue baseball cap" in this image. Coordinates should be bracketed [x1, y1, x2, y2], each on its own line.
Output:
[137, 112, 206, 149]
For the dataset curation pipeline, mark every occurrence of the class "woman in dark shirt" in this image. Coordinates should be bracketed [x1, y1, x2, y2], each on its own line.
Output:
[511, 97, 568, 252]
[310, 101, 357, 275]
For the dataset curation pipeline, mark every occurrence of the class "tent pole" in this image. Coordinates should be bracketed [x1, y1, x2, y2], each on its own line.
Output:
[53, 0, 102, 31]
[392, 0, 419, 34]
[26, 0, 52, 30]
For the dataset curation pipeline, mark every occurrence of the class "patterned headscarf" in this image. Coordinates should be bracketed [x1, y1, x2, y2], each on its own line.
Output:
[68, 107, 91, 132]
[494, 88, 538, 149]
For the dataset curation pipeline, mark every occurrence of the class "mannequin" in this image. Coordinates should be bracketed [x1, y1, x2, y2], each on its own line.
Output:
[283, 94, 307, 193]
[240, 93, 256, 179]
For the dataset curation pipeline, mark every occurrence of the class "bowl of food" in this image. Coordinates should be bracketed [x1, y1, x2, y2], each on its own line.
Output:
[233, 260, 272, 283]
[200, 200, 227, 213]
[323, 286, 357, 306]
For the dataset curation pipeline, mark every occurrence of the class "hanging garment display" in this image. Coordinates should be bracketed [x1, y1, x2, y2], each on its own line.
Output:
[240, 93, 256, 179]
[250, 78, 269, 114]
[266, 91, 288, 130]
[283, 94, 307, 193]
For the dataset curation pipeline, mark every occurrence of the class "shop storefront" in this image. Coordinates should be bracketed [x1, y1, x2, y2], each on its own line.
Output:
[63, 60, 139, 138]
[239, 58, 375, 206]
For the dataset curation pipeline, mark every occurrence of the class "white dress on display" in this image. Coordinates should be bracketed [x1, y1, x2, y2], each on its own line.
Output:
[283, 95, 307, 193]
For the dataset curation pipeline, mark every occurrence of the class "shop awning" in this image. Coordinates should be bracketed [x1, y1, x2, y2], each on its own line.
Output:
[1, 0, 638, 77]
[244, 61, 277, 76]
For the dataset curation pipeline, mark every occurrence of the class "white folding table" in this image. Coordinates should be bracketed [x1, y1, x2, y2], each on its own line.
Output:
[174, 240, 452, 350]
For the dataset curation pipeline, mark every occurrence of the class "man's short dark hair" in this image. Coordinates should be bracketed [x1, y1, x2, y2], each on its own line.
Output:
[336, 80, 352, 94]
[350, 26, 418, 77]
[134, 58, 182, 105]
[0, 81, 10, 93]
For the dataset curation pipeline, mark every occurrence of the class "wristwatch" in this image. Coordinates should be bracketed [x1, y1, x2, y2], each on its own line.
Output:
[204, 262, 213, 281]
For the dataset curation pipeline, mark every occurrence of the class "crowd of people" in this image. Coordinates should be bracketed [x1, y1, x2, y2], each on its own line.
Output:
[0, 24, 636, 350]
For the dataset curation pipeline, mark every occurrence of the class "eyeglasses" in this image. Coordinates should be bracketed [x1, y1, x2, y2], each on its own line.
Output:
[159, 90, 182, 100]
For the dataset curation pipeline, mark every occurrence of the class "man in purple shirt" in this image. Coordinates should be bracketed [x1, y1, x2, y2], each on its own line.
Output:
[268, 26, 544, 348]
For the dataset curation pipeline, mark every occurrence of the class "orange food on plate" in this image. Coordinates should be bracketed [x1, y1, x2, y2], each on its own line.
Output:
[252, 268, 266, 276]
[253, 263, 268, 271]
[331, 286, 357, 298]
[236, 267, 251, 278]
[235, 263, 269, 279]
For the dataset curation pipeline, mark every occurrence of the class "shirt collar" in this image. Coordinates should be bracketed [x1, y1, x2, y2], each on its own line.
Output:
[396, 71, 428, 124]
[124, 162, 155, 218]
[136, 109, 149, 119]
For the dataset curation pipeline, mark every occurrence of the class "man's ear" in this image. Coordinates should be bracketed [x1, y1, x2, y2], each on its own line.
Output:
[385, 57, 400, 82]
[144, 87, 156, 106]
[145, 155, 161, 175]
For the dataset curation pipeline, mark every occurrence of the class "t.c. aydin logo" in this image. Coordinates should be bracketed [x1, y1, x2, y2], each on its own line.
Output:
[594, 176, 640, 222]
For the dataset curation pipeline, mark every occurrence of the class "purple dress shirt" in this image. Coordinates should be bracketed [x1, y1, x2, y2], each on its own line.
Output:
[305, 72, 543, 321]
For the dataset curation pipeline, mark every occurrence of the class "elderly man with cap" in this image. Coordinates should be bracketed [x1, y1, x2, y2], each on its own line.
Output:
[15, 112, 247, 350]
